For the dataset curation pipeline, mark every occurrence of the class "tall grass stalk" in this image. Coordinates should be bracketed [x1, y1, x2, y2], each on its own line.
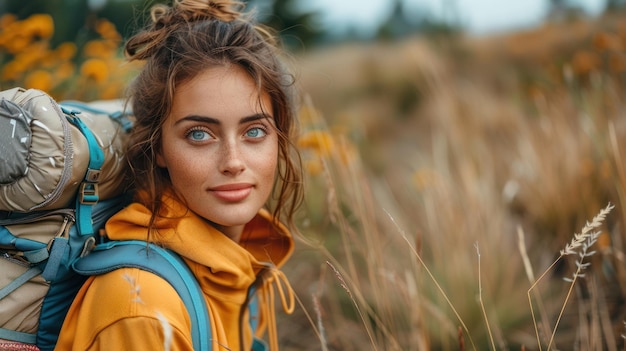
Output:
[517, 226, 553, 349]
[385, 210, 477, 351]
[527, 203, 614, 351]
[475, 243, 497, 351]
[311, 295, 328, 351]
[326, 261, 378, 350]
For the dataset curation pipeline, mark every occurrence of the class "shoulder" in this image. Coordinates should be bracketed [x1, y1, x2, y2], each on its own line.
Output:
[55, 268, 193, 351]
[58, 268, 195, 350]
[82, 268, 191, 329]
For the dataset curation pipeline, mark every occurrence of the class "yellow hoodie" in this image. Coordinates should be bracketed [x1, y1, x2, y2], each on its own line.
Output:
[54, 193, 295, 351]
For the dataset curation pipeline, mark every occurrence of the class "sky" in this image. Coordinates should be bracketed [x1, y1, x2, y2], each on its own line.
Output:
[302, 0, 607, 36]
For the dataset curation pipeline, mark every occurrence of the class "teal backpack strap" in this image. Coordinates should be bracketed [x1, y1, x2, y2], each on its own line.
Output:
[247, 288, 268, 351]
[60, 101, 133, 132]
[73, 241, 211, 351]
[252, 337, 269, 351]
[38, 107, 104, 284]
[62, 107, 103, 237]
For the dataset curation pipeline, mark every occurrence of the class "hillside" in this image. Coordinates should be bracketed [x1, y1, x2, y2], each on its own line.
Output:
[284, 12, 626, 350]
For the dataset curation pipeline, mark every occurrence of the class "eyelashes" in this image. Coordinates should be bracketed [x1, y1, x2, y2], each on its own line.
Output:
[245, 126, 268, 138]
[184, 124, 271, 143]
[185, 127, 212, 142]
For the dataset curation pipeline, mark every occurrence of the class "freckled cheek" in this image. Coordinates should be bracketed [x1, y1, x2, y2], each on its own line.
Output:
[263, 158, 279, 180]
[247, 144, 278, 180]
[165, 149, 211, 187]
[264, 149, 280, 183]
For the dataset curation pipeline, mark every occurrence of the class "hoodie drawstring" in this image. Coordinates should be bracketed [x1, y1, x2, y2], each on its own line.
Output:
[257, 267, 294, 351]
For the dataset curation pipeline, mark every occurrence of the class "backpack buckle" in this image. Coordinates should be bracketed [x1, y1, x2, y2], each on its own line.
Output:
[79, 183, 99, 205]
[85, 168, 101, 182]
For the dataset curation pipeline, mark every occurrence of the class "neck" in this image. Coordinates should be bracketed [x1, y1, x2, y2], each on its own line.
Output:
[210, 222, 244, 243]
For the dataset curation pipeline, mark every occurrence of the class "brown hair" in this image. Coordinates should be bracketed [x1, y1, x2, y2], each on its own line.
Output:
[123, 0, 303, 231]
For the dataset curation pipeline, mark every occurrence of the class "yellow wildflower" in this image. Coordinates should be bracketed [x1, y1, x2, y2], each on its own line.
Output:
[55, 42, 77, 61]
[570, 50, 600, 75]
[16, 42, 49, 67]
[83, 40, 115, 58]
[24, 70, 53, 91]
[56, 62, 76, 80]
[1, 60, 27, 81]
[80, 59, 109, 83]
[298, 130, 335, 156]
[0, 14, 17, 28]
[3, 34, 30, 55]
[95, 19, 121, 42]
[304, 159, 323, 176]
[592, 32, 622, 52]
[412, 168, 440, 191]
[24, 14, 54, 40]
[100, 82, 122, 100]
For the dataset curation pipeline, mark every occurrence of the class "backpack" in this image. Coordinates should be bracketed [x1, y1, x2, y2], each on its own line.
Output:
[0, 87, 132, 349]
[0, 88, 265, 351]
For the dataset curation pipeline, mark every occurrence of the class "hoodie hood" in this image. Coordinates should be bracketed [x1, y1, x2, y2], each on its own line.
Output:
[104, 192, 294, 299]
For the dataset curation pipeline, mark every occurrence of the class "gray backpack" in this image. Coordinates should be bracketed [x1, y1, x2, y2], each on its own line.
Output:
[0, 87, 129, 350]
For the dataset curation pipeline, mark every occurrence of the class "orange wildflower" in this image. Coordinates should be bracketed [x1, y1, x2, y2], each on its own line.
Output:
[608, 53, 626, 73]
[570, 50, 600, 75]
[55, 42, 77, 61]
[80, 59, 109, 83]
[412, 168, 440, 191]
[56, 62, 76, 80]
[1, 60, 28, 81]
[83, 40, 116, 58]
[24, 14, 54, 40]
[298, 130, 335, 156]
[95, 19, 121, 42]
[1, 62, 20, 81]
[2, 34, 29, 55]
[24, 70, 53, 91]
[100, 82, 122, 100]
[0, 13, 17, 28]
[304, 159, 324, 176]
[592, 32, 622, 52]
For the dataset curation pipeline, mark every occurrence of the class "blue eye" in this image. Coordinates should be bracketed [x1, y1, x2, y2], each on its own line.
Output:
[187, 129, 210, 141]
[246, 127, 267, 138]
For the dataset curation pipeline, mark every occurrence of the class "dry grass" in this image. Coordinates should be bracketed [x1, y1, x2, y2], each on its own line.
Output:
[279, 11, 626, 351]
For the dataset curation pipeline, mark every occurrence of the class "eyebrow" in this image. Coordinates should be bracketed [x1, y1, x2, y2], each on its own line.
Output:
[174, 113, 273, 125]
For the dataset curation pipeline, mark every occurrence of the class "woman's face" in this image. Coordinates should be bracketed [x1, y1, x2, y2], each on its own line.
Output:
[157, 65, 278, 241]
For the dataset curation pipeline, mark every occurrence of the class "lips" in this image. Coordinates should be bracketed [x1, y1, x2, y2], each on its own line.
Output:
[210, 183, 253, 202]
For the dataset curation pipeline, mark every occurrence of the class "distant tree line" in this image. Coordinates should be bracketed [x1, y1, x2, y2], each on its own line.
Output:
[1, 0, 625, 51]
[0, 0, 325, 51]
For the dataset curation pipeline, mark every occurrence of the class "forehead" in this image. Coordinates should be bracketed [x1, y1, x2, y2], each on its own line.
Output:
[169, 65, 272, 121]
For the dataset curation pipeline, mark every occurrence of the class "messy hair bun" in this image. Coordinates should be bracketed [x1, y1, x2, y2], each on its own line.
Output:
[125, 0, 245, 60]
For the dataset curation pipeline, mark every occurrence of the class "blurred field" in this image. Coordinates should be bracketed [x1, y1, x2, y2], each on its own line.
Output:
[3, 9, 626, 351]
[285, 12, 626, 351]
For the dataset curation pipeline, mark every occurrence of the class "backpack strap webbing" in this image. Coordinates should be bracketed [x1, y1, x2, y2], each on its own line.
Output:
[0, 267, 43, 343]
[63, 108, 104, 238]
[60, 101, 133, 133]
[73, 240, 211, 351]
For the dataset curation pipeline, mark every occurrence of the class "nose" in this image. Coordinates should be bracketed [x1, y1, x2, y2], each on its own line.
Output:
[219, 140, 245, 176]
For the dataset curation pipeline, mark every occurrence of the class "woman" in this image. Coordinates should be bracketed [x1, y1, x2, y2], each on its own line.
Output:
[55, 0, 303, 350]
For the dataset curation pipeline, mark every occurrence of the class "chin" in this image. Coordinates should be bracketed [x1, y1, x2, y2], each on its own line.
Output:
[212, 211, 258, 228]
